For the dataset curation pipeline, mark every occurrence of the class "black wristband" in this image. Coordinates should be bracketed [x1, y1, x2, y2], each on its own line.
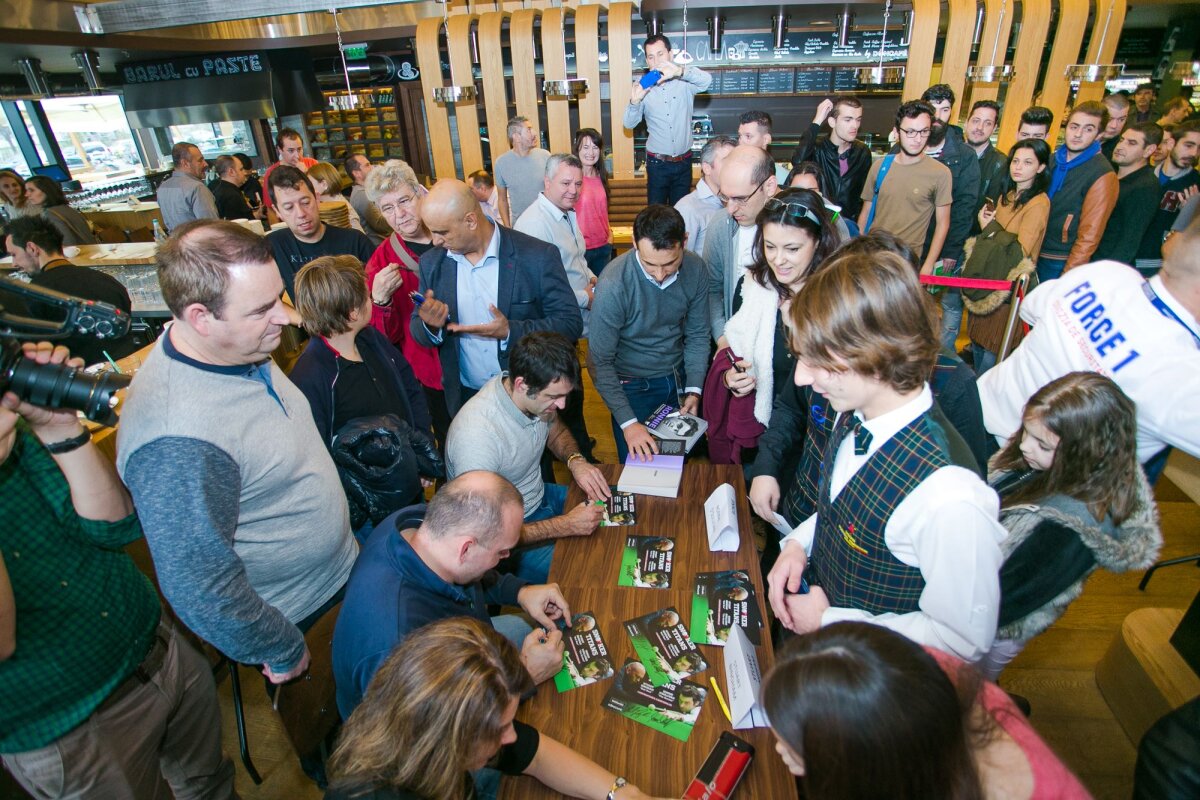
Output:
[43, 428, 92, 455]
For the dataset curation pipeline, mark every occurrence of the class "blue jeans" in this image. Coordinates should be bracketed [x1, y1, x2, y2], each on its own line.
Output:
[586, 244, 614, 276]
[497, 482, 567, 584]
[971, 343, 998, 376]
[646, 156, 693, 205]
[611, 373, 679, 463]
[939, 288, 964, 352]
[1037, 254, 1066, 283]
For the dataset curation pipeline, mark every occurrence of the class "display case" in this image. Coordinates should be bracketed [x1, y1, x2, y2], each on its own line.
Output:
[305, 88, 406, 164]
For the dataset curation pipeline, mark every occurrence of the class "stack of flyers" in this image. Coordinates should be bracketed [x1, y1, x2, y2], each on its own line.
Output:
[601, 659, 708, 742]
[623, 607, 708, 685]
[599, 488, 637, 526]
[689, 570, 764, 646]
[616, 536, 674, 589]
[553, 612, 615, 692]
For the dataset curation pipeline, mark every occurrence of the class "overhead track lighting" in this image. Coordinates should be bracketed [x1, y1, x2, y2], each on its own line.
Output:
[855, 1, 904, 88]
[544, 0, 588, 99]
[707, 16, 725, 55]
[1064, 0, 1124, 84]
[431, 0, 477, 104]
[966, 0, 1015, 82]
[772, 14, 789, 50]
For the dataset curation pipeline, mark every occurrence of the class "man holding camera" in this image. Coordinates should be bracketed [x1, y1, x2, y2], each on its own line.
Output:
[0, 342, 234, 798]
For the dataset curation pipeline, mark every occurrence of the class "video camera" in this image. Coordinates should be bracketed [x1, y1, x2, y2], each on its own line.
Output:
[1, 279, 133, 426]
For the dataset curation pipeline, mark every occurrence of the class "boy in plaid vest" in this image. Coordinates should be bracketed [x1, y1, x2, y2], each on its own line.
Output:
[766, 250, 1006, 662]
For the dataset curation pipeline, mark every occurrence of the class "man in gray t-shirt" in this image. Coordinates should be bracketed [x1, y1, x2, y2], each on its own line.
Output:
[493, 115, 550, 226]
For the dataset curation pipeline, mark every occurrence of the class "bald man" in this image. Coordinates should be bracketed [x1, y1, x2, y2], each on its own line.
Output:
[703, 144, 779, 344]
[979, 215, 1200, 474]
[410, 179, 583, 414]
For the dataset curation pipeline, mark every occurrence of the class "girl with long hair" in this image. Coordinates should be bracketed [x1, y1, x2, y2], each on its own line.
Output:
[573, 128, 613, 275]
[308, 161, 367, 234]
[762, 622, 1090, 799]
[0, 168, 27, 220]
[967, 138, 1051, 374]
[981, 372, 1161, 679]
[23, 175, 97, 246]
[704, 188, 841, 464]
[326, 617, 666, 800]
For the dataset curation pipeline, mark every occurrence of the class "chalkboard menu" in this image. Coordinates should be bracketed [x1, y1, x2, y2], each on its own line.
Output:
[795, 69, 834, 94]
[630, 28, 908, 68]
[758, 68, 796, 94]
[833, 68, 862, 92]
[721, 69, 758, 94]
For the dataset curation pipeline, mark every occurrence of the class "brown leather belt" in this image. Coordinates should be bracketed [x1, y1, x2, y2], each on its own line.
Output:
[97, 614, 170, 714]
[646, 150, 692, 163]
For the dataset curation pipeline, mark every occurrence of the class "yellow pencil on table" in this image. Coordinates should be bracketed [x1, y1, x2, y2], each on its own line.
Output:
[709, 677, 732, 722]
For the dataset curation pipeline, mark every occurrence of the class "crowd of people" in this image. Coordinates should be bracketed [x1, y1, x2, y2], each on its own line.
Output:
[3, 32, 1200, 800]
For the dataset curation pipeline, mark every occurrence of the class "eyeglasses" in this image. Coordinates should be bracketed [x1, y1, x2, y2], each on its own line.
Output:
[898, 127, 932, 139]
[719, 176, 769, 208]
[763, 197, 824, 227]
[378, 194, 416, 216]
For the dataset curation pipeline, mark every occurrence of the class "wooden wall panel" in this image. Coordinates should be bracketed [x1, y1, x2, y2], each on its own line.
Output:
[1075, 0, 1127, 105]
[479, 10, 511, 163]
[940, 0, 979, 120]
[416, 16, 457, 181]
[996, 0, 1052, 152]
[574, 4, 603, 133]
[542, 6, 572, 153]
[968, 0, 1016, 104]
[608, 1, 635, 179]
[447, 13, 483, 176]
[510, 9, 541, 126]
[1040, 0, 1090, 144]
[901, 0, 942, 100]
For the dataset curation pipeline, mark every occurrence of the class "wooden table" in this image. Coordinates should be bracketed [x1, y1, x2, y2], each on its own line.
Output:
[501, 464, 797, 799]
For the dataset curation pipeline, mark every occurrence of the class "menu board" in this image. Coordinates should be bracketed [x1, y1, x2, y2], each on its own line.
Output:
[720, 69, 758, 94]
[757, 68, 796, 94]
[832, 68, 863, 91]
[633, 29, 908, 68]
[795, 69, 834, 94]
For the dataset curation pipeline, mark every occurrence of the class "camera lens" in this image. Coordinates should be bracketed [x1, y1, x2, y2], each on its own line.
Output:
[1, 340, 132, 426]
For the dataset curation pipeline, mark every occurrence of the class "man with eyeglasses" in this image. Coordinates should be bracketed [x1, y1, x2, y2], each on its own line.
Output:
[704, 145, 779, 345]
[858, 100, 952, 278]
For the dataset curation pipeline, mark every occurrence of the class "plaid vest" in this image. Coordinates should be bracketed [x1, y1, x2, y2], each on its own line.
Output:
[805, 401, 954, 615]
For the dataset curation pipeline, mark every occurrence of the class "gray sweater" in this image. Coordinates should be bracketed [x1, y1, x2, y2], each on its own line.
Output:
[586, 248, 710, 424]
[116, 331, 358, 671]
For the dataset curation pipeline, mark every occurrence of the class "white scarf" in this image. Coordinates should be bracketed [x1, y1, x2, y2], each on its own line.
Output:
[722, 276, 781, 426]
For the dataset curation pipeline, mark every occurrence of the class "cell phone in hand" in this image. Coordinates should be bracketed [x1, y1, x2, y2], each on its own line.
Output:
[983, 197, 996, 212]
[725, 351, 745, 373]
[410, 291, 425, 306]
[639, 70, 663, 89]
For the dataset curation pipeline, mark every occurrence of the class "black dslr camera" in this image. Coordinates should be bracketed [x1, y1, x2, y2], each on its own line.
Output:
[1, 279, 133, 426]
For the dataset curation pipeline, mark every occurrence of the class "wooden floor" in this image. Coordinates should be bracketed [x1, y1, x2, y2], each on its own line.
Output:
[212, 365, 1200, 800]
[5, 363, 1196, 800]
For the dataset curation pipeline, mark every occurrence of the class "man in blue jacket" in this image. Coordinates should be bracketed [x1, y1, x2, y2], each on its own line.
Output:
[410, 180, 583, 416]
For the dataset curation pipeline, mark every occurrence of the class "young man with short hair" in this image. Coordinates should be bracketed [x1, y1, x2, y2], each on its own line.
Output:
[1157, 96, 1193, 128]
[966, 100, 1008, 226]
[623, 34, 713, 205]
[738, 110, 789, 184]
[1017, 106, 1054, 140]
[1133, 83, 1157, 123]
[920, 84, 982, 351]
[262, 128, 317, 211]
[1100, 93, 1132, 161]
[674, 133, 737, 254]
[790, 95, 871, 230]
[1094, 123, 1163, 265]
[1135, 121, 1200, 274]
[858, 100, 952, 277]
[1038, 101, 1119, 281]
[766, 249, 1004, 662]
[493, 116, 550, 226]
[344, 154, 393, 245]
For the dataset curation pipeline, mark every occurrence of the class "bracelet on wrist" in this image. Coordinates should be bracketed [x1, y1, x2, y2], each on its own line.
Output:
[565, 452, 585, 468]
[42, 427, 91, 455]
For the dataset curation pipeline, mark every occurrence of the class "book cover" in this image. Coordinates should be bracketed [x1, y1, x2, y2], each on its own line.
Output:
[616, 536, 674, 589]
[623, 606, 707, 686]
[689, 570, 764, 646]
[598, 487, 637, 527]
[601, 659, 708, 742]
[617, 453, 685, 499]
[552, 612, 615, 692]
[642, 403, 708, 453]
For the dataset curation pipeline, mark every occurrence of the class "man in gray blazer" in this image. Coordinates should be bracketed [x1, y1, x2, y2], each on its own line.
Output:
[702, 145, 779, 345]
[410, 179, 583, 415]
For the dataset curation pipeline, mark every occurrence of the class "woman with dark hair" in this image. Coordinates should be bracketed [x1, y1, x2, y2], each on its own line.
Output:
[24, 176, 97, 246]
[573, 128, 613, 275]
[761, 622, 1089, 799]
[0, 168, 27, 221]
[325, 617, 665, 800]
[967, 138, 1051, 374]
[704, 188, 841, 463]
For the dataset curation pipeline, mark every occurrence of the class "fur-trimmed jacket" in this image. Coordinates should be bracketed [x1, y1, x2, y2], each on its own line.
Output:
[991, 467, 1162, 643]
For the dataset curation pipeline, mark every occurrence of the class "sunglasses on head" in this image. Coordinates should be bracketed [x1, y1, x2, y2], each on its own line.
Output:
[763, 197, 824, 227]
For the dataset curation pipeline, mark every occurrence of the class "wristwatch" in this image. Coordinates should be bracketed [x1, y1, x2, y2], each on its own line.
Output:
[607, 777, 627, 799]
[565, 452, 585, 468]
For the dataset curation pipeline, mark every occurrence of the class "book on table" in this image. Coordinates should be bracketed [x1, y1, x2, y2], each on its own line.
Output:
[617, 453, 684, 498]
